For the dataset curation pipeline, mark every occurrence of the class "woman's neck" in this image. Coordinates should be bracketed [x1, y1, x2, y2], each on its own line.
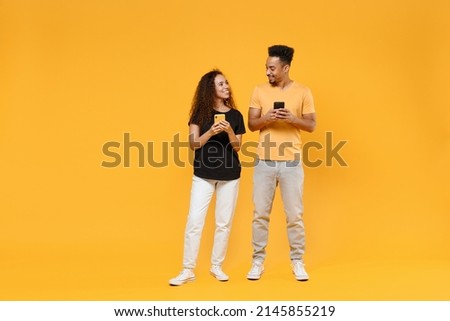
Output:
[214, 100, 231, 112]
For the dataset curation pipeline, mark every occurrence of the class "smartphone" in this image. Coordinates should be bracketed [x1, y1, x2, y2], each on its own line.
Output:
[274, 101, 285, 109]
[214, 114, 226, 124]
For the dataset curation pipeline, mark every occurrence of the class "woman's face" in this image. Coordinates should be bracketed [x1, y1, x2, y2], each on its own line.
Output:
[214, 74, 230, 100]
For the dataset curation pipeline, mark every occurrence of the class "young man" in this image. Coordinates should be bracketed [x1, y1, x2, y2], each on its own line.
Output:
[247, 45, 316, 281]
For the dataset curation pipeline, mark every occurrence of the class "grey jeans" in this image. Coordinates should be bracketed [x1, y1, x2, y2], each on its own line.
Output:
[251, 159, 305, 263]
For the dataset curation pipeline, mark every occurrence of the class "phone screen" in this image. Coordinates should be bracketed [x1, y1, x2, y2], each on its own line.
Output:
[274, 101, 285, 109]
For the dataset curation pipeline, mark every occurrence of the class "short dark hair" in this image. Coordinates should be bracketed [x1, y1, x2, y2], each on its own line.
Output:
[268, 45, 294, 65]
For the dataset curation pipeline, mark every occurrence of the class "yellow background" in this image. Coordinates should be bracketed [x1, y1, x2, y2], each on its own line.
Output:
[1, 0, 449, 300]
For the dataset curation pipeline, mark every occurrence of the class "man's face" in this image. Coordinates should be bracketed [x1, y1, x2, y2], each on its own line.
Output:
[265, 56, 289, 85]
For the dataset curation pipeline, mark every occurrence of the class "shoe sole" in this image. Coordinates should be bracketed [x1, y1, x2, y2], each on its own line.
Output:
[209, 271, 229, 282]
[169, 277, 195, 286]
[294, 273, 309, 281]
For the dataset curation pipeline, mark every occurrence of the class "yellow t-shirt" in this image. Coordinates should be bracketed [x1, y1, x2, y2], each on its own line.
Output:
[249, 81, 315, 161]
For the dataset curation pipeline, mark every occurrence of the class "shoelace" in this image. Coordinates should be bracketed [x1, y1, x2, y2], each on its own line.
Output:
[176, 270, 191, 279]
[293, 262, 307, 275]
[211, 266, 225, 275]
[250, 264, 261, 273]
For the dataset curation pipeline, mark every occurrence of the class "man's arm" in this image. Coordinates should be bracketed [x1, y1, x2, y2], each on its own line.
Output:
[276, 109, 316, 132]
[248, 107, 279, 132]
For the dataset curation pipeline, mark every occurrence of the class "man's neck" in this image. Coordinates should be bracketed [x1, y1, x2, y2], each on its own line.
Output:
[275, 78, 293, 89]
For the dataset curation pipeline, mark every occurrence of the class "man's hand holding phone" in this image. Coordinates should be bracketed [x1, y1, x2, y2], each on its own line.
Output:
[263, 101, 285, 124]
[275, 106, 296, 124]
[262, 101, 295, 125]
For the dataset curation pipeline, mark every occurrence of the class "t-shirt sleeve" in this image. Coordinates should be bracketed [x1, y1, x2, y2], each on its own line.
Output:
[249, 86, 261, 109]
[189, 112, 200, 126]
[234, 110, 246, 135]
[302, 87, 315, 114]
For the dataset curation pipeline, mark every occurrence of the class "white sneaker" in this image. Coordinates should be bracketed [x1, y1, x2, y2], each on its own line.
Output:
[247, 262, 264, 280]
[169, 269, 195, 286]
[210, 265, 229, 281]
[292, 260, 309, 281]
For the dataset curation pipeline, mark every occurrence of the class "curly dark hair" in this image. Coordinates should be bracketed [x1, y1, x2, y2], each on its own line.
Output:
[188, 69, 236, 127]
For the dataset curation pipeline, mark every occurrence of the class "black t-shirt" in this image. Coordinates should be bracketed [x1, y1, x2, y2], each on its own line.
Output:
[191, 109, 246, 180]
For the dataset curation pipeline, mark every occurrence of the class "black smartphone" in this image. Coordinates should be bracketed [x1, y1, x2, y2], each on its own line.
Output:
[274, 101, 285, 109]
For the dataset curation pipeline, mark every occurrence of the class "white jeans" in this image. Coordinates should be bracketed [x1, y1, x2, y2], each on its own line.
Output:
[252, 160, 305, 263]
[183, 175, 240, 269]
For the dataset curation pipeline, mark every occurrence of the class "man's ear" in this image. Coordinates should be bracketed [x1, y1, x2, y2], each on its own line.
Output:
[283, 64, 290, 73]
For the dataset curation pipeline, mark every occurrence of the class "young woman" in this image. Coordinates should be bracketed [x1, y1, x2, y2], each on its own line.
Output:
[169, 70, 245, 286]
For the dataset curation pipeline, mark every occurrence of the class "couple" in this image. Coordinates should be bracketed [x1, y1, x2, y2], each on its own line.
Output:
[169, 45, 316, 286]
